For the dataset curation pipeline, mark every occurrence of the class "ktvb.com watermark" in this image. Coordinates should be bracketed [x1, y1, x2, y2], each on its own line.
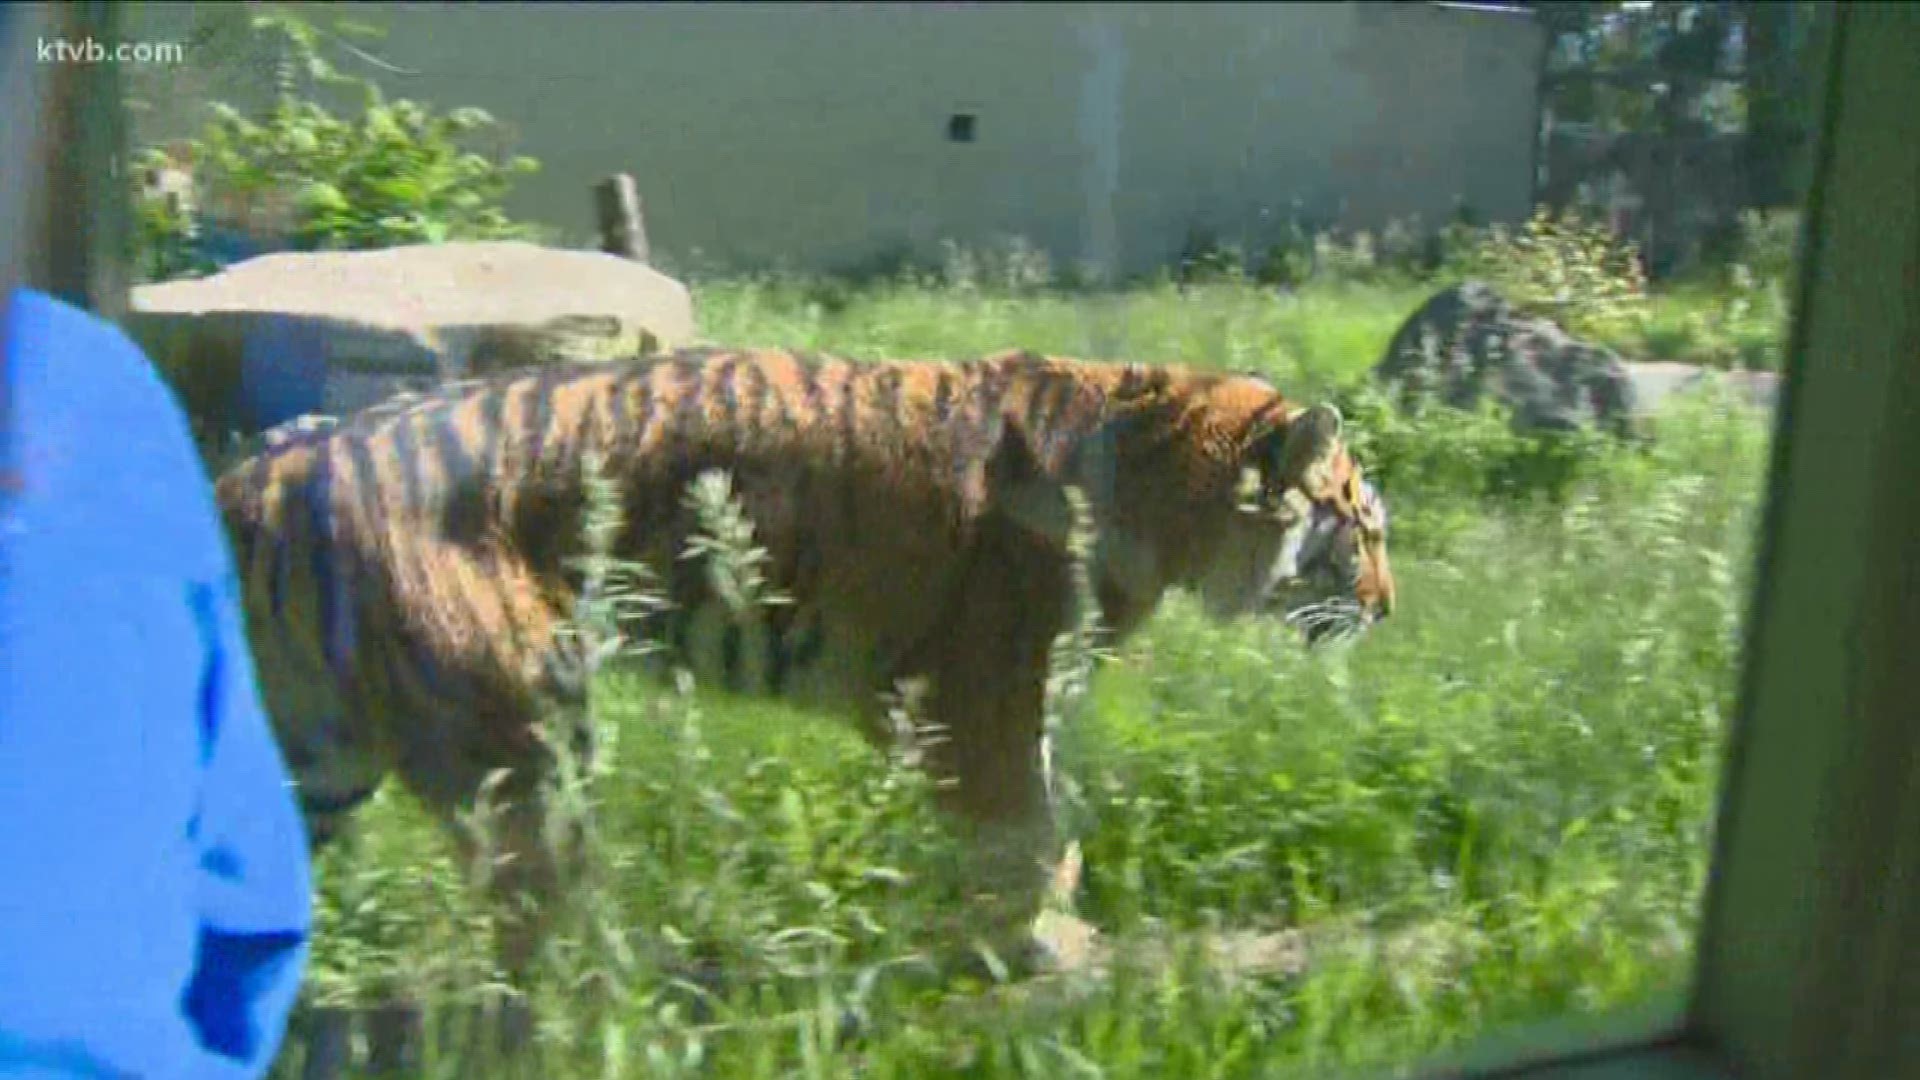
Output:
[39, 35, 186, 67]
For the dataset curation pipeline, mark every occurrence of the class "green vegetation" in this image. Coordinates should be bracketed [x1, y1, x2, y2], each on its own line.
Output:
[1161, 207, 1791, 372]
[274, 272, 1775, 1079]
[131, 7, 543, 284]
[116, 8, 1795, 1075]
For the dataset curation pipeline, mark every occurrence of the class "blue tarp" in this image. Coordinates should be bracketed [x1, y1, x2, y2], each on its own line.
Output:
[0, 288, 312, 1079]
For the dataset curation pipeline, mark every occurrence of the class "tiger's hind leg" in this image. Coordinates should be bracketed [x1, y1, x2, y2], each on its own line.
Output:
[425, 695, 595, 992]
[433, 654, 607, 1064]
[375, 541, 605, 1052]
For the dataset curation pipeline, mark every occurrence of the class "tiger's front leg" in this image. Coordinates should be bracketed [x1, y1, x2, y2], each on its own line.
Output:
[905, 520, 1088, 977]
[908, 684, 1074, 979]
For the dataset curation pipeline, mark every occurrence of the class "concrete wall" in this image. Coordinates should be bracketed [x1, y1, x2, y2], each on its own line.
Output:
[127, 2, 1544, 277]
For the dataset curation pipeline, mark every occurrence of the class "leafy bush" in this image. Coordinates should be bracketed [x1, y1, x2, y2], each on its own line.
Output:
[938, 235, 1057, 296]
[1635, 275, 1788, 370]
[195, 92, 542, 252]
[1306, 220, 1437, 287]
[129, 8, 543, 282]
[1733, 209, 1803, 287]
[1615, 208, 1798, 370]
[1332, 380, 1619, 556]
[1176, 227, 1257, 286]
[1445, 207, 1652, 343]
[1178, 216, 1438, 291]
[132, 148, 220, 283]
[1252, 221, 1319, 289]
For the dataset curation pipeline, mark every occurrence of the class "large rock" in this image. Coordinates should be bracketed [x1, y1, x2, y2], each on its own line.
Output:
[1373, 281, 1639, 436]
[128, 241, 696, 431]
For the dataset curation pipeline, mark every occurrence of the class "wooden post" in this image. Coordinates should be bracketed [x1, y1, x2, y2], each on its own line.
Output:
[594, 173, 650, 264]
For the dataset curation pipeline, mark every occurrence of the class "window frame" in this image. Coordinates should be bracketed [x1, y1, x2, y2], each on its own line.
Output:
[0, 0, 126, 318]
[5, 3, 1913, 1077]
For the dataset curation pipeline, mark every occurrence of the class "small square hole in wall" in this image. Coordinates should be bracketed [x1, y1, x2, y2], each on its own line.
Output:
[947, 113, 977, 143]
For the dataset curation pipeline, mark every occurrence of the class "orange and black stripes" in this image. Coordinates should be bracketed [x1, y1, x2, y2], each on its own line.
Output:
[223, 349, 1279, 630]
[216, 347, 1351, 838]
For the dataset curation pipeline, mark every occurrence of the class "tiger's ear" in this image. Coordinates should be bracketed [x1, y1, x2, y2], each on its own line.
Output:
[1270, 403, 1343, 496]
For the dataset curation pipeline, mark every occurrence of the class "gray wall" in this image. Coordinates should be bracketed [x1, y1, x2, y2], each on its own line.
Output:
[127, 2, 1545, 277]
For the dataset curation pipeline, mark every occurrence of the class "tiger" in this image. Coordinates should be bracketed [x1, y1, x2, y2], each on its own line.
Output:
[214, 346, 1396, 985]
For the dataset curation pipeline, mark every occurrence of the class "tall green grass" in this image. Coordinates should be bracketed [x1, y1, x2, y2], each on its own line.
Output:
[275, 276, 1774, 1079]
[693, 274, 1427, 397]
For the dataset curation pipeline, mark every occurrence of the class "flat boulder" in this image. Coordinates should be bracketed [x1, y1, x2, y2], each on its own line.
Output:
[128, 241, 696, 432]
[1625, 359, 1779, 417]
[1373, 280, 1639, 436]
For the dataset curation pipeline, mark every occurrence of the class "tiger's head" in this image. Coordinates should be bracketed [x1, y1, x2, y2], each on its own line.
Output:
[1195, 401, 1396, 645]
